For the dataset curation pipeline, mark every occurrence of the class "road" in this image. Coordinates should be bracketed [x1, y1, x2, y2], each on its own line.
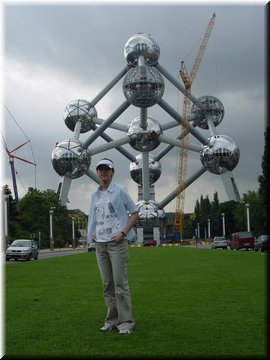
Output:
[39, 248, 88, 259]
[4, 247, 88, 264]
[4, 243, 212, 264]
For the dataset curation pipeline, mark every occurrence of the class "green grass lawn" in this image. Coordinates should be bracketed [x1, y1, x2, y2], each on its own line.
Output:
[4, 246, 267, 358]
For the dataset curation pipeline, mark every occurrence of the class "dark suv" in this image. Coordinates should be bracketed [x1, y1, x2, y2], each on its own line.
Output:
[229, 231, 255, 251]
[254, 234, 269, 252]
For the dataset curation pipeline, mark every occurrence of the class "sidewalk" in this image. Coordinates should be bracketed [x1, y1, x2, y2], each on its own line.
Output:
[39, 246, 87, 253]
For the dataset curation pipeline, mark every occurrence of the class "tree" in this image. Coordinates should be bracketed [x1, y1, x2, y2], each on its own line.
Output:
[192, 191, 239, 238]
[14, 187, 73, 248]
[194, 194, 218, 238]
[209, 191, 220, 236]
[258, 126, 269, 232]
[2, 185, 21, 244]
[19, 188, 53, 239]
[219, 200, 237, 237]
[233, 191, 264, 236]
[182, 212, 195, 239]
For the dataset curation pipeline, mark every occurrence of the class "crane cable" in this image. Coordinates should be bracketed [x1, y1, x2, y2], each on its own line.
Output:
[2, 103, 37, 189]
[2, 103, 36, 164]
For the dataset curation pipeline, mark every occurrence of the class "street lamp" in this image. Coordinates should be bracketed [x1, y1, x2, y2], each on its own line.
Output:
[197, 222, 200, 248]
[221, 213, 226, 237]
[38, 231, 41, 251]
[3, 194, 10, 247]
[72, 218, 76, 249]
[207, 218, 211, 239]
[245, 203, 250, 232]
[197, 222, 200, 238]
[49, 208, 54, 251]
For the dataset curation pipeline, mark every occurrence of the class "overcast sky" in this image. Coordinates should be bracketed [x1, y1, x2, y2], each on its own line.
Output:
[1, 1, 266, 216]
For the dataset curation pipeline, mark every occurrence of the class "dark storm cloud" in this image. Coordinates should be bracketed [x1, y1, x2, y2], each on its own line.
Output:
[2, 2, 266, 214]
[5, 5, 264, 90]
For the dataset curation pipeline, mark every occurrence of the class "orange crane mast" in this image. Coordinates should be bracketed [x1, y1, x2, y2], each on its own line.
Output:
[174, 13, 216, 238]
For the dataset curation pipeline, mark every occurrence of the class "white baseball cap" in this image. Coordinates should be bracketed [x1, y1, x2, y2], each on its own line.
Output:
[96, 158, 114, 169]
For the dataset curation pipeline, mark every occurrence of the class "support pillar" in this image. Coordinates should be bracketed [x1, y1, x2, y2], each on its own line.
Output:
[137, 227, 144, 244]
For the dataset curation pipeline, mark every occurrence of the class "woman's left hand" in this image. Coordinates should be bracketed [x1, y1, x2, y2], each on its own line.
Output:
[111, 232, 125, 242]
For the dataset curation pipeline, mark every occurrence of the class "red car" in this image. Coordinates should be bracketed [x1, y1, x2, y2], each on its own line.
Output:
[229, 231, 255, 251]
[143, 240, 157, 247]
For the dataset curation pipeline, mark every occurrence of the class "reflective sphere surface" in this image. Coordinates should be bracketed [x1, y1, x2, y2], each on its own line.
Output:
[123, 65, 164, 108]
[191, 95, 224, 129]
[130, 154, 161, 185]
[64, 99, 97, 133]
[52, 139, 91, 179]
[127, 116, 162, 151]
[137, 200, 165, 225]
[124, 33, 160, 66]
[200, 135, 240, 174]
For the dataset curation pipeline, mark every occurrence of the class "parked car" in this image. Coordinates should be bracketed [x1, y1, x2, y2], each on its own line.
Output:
[143, 240, 157, 247]
[261, 236, 270, 253]
[88, 242, 96, 252]
[229, 231, 255, 251]
[211, 236, 227, 250]
[6, 239, 38, 261]
[254, 234, 269, 252]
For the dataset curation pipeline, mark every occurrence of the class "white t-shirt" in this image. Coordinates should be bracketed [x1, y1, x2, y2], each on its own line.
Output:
[95, 191, 121, 242]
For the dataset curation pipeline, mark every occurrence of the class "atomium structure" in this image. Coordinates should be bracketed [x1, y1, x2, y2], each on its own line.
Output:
[51, 32, 241, 243]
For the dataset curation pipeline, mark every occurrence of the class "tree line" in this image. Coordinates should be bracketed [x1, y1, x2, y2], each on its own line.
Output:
[180, 189, 265, 240]
[2, 186, 82, 249]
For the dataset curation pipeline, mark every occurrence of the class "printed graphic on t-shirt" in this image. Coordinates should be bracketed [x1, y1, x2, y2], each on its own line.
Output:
[95, 193, 120, 241]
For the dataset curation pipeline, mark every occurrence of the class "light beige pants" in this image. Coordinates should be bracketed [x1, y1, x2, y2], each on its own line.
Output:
[95, 239, 135, 331]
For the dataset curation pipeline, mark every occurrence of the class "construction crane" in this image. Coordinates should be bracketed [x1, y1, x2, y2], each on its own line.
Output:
[174, 13, 216, 238]
[2, 136, 36, 203]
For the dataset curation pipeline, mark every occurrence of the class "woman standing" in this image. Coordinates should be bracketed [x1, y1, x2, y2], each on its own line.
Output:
[87, 158, 138, 335]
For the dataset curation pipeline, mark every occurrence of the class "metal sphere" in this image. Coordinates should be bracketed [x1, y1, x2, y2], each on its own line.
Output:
[191, 95, 224, 129]
[122, 65, 164, 108]
[200, 135, 240, 174]
[127, 116, 162, 151]
[130, 154, 161, 185]
[124, 33, 160, 66]
[51, 139, 91, 179]
[64, 99, 97, 133]
[136, 200, 165, 225]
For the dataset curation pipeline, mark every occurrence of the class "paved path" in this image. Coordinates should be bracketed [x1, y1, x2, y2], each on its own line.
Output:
[4, 247, 88, 263]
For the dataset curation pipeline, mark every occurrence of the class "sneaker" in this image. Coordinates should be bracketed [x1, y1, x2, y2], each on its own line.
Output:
[119, 329, 132, 335]
[100, 324, 115, 332]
